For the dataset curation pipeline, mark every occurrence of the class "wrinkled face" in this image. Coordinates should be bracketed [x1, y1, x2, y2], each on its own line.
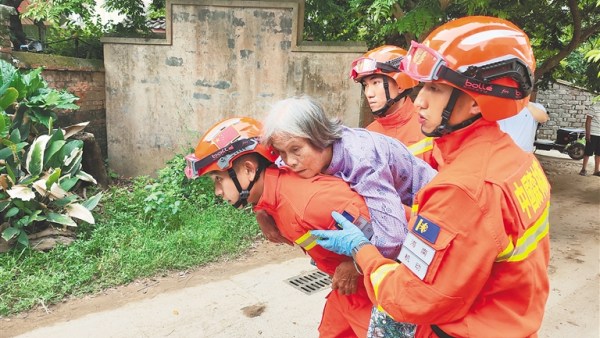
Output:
[361, 74, 400, 113]
[413, 82, 476, 135]
[270, 135, 330, 178]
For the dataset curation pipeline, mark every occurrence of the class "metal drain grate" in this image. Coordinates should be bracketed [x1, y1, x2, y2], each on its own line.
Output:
[285, 269, 332, 295]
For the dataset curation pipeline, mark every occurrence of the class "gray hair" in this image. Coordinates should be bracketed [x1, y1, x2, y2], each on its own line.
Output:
[262, 95, 343, 149]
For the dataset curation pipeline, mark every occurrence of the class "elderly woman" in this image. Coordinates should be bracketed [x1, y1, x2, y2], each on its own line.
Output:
[259, 95, 436, 337]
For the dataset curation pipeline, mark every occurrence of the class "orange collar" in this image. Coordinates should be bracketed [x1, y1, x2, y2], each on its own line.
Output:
[433, 119, 501, 164]
[374, 97, 415, 127]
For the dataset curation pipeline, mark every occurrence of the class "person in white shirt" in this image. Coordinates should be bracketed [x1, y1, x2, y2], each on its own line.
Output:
[579, 108, 600, 176]
[498, 101, 548, 153]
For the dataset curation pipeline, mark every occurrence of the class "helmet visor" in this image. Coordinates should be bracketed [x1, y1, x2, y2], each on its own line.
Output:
[350, 57, 401, 80]
[401, 41, 448, 82]
[350, 57, 379, 79]
[184, 154, 201, 179]
[184, 138, 260, 179]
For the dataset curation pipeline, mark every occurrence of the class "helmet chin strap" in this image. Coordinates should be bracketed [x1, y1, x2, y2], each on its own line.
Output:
[370, 77, 413, 117]
[423, 88, 482, 137]
[228, 163, 264, 208]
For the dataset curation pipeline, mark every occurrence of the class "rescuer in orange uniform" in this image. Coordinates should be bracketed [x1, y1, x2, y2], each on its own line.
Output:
[312, 16, 551, 338]
[351, 45, 437, 166]
[184, 117, 373, 338]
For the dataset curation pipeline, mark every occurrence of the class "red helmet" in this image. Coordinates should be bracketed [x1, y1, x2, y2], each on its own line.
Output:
[401, 16, 535, 121]
[185, 117, 277, 179]
[350, 45, 418, 90]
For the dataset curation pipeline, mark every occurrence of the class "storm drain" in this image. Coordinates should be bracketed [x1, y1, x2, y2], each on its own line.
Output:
[285, 269, 331, 295]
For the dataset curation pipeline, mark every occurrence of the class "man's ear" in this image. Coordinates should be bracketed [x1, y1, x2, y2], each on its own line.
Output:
[242, 159, 259, 181]
[468, 100, 481, 116]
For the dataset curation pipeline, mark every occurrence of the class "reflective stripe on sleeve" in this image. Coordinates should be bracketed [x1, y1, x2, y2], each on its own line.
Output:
[411, 203, 419, 218]
[295, 232, 318, 251]
[370, 263, 400, 306]
[407, 137, 434, 156]
[496, 202, 550, 262]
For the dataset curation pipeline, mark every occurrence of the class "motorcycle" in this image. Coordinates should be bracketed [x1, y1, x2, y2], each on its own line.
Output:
[534, 127, 586, 160]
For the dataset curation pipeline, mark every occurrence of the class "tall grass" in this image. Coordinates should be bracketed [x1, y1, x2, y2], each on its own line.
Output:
[0, 155, 260, 316]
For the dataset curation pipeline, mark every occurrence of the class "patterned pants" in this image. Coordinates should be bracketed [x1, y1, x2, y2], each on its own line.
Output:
[367, 307, 416, 338]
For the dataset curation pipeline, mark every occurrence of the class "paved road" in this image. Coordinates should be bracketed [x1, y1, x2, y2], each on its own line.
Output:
[4, 150, 599, 338]
[10, 256, 327, 338]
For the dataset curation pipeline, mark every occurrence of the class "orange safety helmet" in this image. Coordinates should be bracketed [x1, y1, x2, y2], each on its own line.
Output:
[401, 16, 535, 122]
[351, 45, 418, 90]
[185, 117, 278, 179]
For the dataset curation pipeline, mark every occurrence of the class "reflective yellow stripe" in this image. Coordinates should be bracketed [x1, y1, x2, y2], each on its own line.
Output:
[496, 202, 550, 262]
[370, 263, 399, 302]
[411, 204, 419, 218]
[295, 232, 318, 251]
[407, 137, 434, 156]
[496, 237, 515, 261]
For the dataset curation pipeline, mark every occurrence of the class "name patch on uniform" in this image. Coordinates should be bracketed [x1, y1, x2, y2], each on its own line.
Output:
[398, 245, 428, 280]
[412, 215, 440, 244]
[404, 232, 435, 264]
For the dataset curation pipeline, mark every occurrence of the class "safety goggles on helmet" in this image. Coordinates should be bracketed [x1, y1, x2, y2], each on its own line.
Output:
[350, 56, 403, 80]
[401, 41, 533, 99]
[184, 137, 260, 179]
[400, 41, 448, 82]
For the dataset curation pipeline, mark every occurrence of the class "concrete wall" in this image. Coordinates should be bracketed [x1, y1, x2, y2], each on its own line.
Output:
[536, 80, 599, 140]
[102, 0, 367, 177]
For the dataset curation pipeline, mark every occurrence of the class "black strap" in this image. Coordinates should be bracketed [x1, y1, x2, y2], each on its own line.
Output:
[192, 138, 259, 174]
[372, 87, 413, 117]
[431, 325, 454, 338]
[229, 161, 264, 208]
[438, 66, 529, 99]
[424, 88, 482, 137]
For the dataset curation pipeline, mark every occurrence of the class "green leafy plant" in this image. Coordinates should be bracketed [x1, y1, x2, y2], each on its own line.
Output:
[0, 59, 102, 250]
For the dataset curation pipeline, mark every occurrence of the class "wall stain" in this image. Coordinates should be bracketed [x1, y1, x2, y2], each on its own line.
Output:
[165, 57, 183, 66]
[172, 12, 190, 22]
[280, 41, 291, 51]
[240, 50, 254, 59]
[195, 79, 231, 90]
[278, 16, 292, 34]
[228, 38, 235, 49]
[254, 10, 276, 31]
[193, 93, 211, 100]
[232, 16, 245, 27]
[198, 8, 227, 22]
[286, 59, 335, 95]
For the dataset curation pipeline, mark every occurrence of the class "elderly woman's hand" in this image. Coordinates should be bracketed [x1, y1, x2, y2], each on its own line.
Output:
[255, 209, 293, 245]
[331, 260, 359, 295]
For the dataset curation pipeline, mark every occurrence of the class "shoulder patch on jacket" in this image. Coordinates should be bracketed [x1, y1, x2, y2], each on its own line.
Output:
[412, 215, 440, 244]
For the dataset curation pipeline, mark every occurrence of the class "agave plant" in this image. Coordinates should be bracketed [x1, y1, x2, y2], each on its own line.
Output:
[0, 59, 102, 249]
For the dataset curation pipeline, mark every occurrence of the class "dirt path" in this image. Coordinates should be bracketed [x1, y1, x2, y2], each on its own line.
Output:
[1, 152, 599, 337]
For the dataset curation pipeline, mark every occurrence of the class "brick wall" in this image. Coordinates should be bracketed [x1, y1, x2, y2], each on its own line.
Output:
[42, 70, 107, 157]
[536, 80, 599, 141]
[5, 52, 107, 158]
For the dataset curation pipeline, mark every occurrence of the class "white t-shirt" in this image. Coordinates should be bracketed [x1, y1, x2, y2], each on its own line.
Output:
[587, 109, 600, 136]
[498, 102, 547, 152]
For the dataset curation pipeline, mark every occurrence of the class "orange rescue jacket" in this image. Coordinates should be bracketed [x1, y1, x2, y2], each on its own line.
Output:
[254, 167, 372, 277]
[366, 97, 438, 167]
[357, 119, 551, 338]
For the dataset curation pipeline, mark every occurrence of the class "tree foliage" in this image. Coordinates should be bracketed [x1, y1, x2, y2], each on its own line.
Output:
[2, 0, 166, 58]
[4, 0, 599, 91]
[305, 0, 600, 91]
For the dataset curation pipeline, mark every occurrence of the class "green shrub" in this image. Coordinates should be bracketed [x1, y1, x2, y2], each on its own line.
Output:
[0, 59, 102, 249]
[0, 154, 260, 316]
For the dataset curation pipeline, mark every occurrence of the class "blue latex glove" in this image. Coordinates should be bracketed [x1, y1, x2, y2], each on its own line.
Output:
[311, 211, 370, 256]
